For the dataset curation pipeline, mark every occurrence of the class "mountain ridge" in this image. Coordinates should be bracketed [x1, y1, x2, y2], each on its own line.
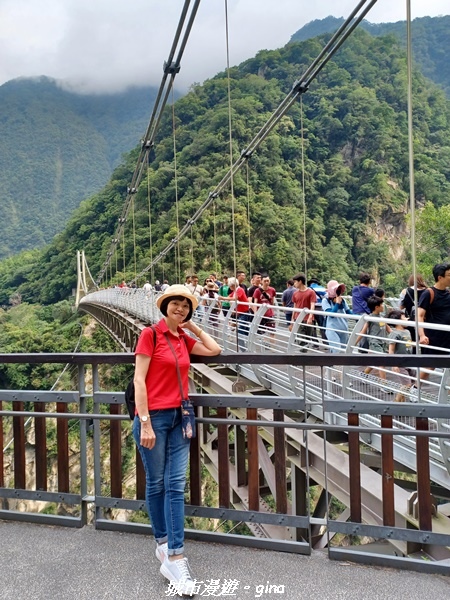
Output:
[290, 15, 450, 97]
[0, 76, 160, 258]
[1, 28, 449, 304]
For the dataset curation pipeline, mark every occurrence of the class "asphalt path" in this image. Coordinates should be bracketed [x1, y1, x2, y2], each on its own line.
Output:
[0, 521, 449, 599]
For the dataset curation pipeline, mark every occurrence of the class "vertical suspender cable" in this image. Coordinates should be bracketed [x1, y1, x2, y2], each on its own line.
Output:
[300, 96, 308, 280]
[224, 0, 237, 281]
[190, 227, 195, 275]
[147, 152, 154, 285]
[173, 247, 177, 283]
[406, 1, 420, 358]
[172, 84, 181, 283]
[225, 0, 240, 352]
[213, 200, 218, 275]
[122, 227, 126, 280]
[246, 160, 252, 277]
[131, 195, 137, 282]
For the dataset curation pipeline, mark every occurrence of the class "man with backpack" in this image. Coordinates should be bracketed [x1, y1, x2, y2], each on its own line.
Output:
[407, 263, 450, 390]
[351, 273, 374, 315]
[418, 262, 450, 354]
[308, 277, 327, 342]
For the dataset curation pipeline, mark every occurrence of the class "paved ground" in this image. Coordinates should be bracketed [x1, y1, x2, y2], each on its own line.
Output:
[0, 521, 449, 600]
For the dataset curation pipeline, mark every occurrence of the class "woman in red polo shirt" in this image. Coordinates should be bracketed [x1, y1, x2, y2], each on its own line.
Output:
[133, 285, 221, 594]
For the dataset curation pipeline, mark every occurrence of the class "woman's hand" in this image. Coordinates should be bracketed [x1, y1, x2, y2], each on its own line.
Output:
[140, 421, 156, 449]
[181, 320, 202, 337]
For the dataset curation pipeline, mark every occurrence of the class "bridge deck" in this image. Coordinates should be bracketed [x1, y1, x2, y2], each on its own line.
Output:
[1, 521, 449, 600]
[79, 289, 450, 488]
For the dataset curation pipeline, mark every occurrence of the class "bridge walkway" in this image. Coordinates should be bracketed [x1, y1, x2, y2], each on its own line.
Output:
[1, 352, 450, 580]
[78, 289, 450, 489]
[1, 520, 449, 600]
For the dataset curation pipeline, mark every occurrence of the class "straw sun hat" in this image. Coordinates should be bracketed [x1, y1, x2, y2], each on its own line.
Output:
[156, 284, 199, 314]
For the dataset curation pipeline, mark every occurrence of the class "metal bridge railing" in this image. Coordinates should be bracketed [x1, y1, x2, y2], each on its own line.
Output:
[1, 352, 450, 574]
[80, 288, 450, 486]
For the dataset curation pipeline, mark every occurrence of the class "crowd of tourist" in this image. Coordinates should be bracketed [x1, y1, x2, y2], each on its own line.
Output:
[115, 263, 450, 360]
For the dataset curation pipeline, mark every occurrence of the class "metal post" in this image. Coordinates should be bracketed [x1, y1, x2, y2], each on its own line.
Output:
[79, 364, 88, 526]
[92, 364, 103, 525]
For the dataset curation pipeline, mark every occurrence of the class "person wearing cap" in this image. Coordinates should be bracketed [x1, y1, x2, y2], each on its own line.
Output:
[133, 285, 221, 594]
[321, 280, 352, 352]
[202, 281, 221, 326]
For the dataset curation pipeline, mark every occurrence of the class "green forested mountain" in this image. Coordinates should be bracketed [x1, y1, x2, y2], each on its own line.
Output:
[1, 28, 450, 305]
[0, 77, 159, 258]
[291, 15, 450, 97]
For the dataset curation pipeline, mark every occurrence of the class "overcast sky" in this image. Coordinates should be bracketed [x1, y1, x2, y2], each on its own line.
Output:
[0, 0, 448, 94]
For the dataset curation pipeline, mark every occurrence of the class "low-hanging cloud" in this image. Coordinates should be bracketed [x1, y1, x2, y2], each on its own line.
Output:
[0, 0, 448, 94]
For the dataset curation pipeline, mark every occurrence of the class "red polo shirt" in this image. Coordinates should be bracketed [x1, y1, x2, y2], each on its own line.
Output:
[135, 319, 197, 409]
[229, 286, 249, 313]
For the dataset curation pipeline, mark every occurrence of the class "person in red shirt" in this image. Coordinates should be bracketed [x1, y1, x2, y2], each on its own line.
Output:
[133, 285, 221, 594]
[253, 275, 277, 344]
[290, 273, 316, 350]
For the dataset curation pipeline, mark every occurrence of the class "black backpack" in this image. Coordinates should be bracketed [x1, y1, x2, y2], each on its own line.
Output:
[125, 326, 156, 420]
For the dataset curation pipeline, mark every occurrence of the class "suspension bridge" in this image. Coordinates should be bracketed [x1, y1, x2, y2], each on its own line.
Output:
[1, 0, 450, 592]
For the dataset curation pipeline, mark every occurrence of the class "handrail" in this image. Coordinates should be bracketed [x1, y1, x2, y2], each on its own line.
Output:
[1, 352, 450, 572]
[77, 288, 450, 487]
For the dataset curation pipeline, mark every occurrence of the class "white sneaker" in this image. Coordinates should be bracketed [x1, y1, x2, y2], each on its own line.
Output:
[160, 556, 195, 596]
[155, 542, 168, 564]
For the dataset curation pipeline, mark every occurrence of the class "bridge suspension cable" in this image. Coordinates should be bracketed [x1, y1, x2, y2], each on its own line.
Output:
[147, 152, 154, 286]
[246, 161, 252, 277]
[133, 0, 379, 280]
[96, 0, 202, 285]
[300, 96, 307, 280]
[225, 0, 238, 285]
[172, 86, 182, 282]
[406, 0, 420, 356]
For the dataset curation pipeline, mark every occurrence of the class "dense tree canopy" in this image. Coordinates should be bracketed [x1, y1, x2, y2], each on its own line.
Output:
[1, 29, 450, 305]
[0, 77, 159, 258]
[291, 15, 450, 98]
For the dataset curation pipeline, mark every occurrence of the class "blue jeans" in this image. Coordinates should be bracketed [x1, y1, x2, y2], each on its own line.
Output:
[133, 408, 190, 555]
[236, 312, 251, 349]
